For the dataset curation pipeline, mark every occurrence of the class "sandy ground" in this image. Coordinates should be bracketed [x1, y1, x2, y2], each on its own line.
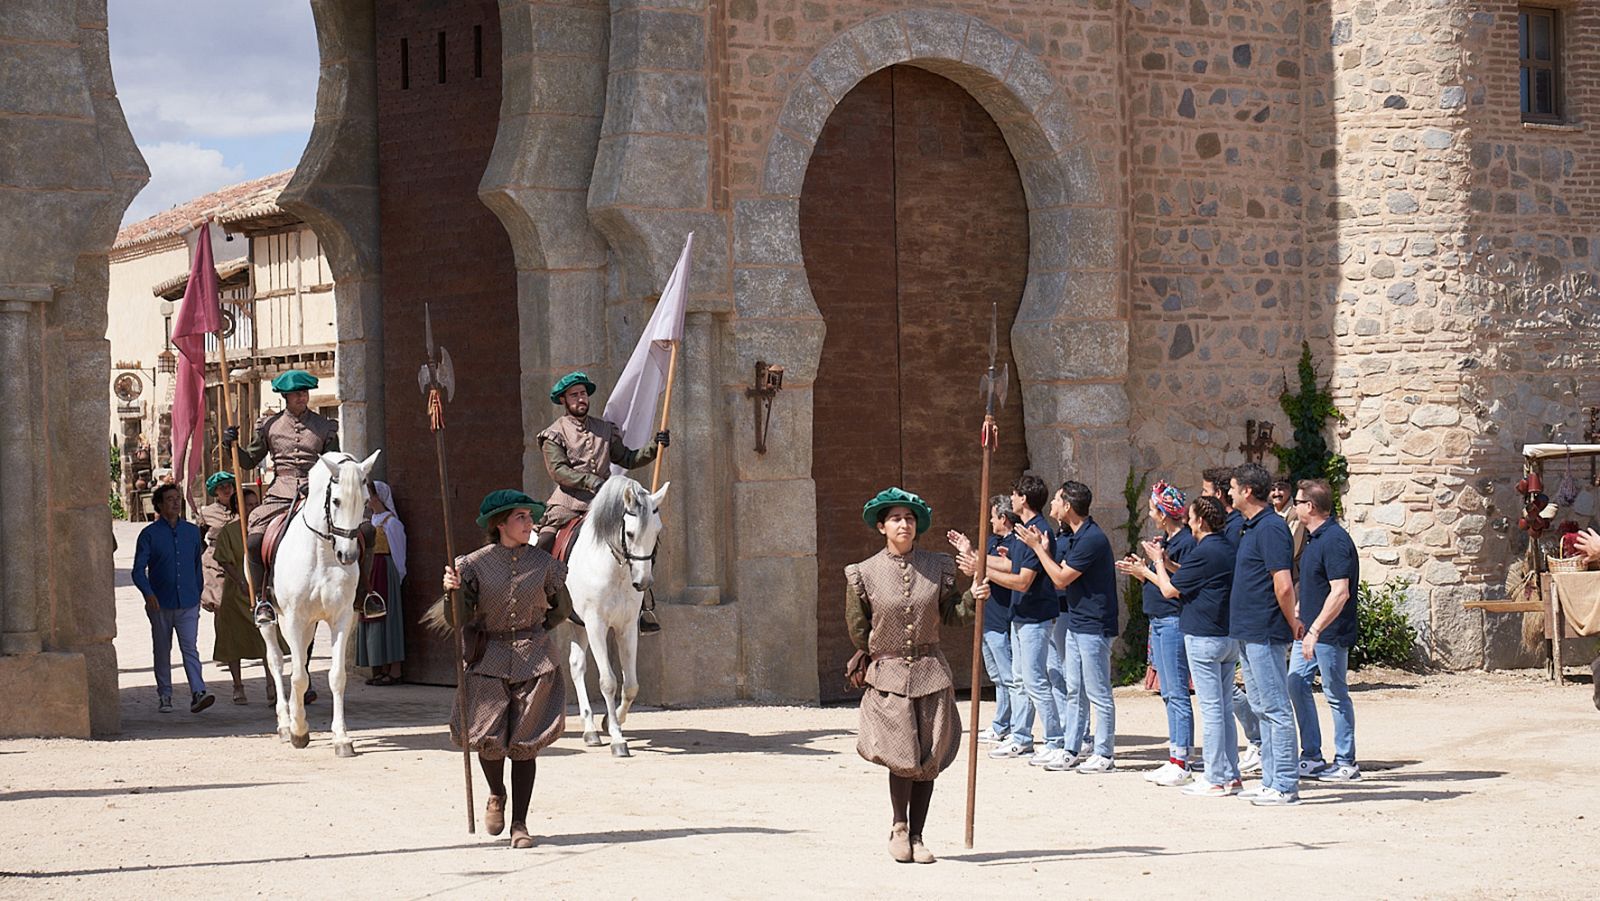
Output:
[1, 521, 1598, 900]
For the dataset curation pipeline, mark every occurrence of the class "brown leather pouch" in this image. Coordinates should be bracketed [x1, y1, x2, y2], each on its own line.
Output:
[463, 622, 488, 667]
[844, 650, 871, 691]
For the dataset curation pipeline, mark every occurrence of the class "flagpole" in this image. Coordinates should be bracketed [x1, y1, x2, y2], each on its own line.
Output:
[648, 340, 679, 493]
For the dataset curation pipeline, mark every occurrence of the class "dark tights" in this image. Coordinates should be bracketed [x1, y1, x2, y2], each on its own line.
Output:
[479, 756, 538, 823]
[888, 775, 935, 837]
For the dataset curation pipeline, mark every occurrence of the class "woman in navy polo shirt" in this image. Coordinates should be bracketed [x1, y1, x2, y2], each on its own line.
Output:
[1127, 495, 1241, 797]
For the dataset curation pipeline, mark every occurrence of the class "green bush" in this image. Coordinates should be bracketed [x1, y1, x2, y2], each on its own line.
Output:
[108, 443, 126, 521]
[1113, 466, 1151, 686]
[1351, 578, 1419, 670]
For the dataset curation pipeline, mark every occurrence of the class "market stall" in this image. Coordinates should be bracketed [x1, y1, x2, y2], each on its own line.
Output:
[1464, 444, 1600, 684]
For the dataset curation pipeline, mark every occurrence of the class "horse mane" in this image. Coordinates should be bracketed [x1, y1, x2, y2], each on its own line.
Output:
[587, 476, 646, 561]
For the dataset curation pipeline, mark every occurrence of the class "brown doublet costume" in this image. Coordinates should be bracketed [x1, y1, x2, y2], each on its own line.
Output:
[844, 548, 974, 781]
[448, 542, 572, 761]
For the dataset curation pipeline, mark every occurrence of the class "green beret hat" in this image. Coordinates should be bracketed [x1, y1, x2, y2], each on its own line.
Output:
[205, 471, 236, 496]
[271, 369, 319, 394]
[549, 370, 597, 404]
[476, 489, 546, 530]
[862, 487, 933, 536]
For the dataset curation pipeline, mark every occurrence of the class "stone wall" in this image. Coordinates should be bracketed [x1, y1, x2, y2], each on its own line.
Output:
[0, 0, 147, 737]
[1125, 0, 1312, 542]
[1313, 0, 1600, 668]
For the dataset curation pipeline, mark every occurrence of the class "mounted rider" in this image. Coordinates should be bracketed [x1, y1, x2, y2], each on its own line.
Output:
[536, 370, 668, 633]
[222, 369, 381, 624]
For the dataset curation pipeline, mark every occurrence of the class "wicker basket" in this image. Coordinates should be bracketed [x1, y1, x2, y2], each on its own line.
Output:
[1547, 554, 1586, 574]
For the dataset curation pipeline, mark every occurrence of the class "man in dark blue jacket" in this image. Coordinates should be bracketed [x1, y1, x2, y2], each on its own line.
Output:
[132, 484, 214, 714]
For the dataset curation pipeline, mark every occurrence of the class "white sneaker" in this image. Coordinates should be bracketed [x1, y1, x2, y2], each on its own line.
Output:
[1028, 747, 1064, 768]
[1236, 781, 1267, 800]
[1043, 750, 1083, 772]
[1144, 761, 1180, 783]
[987, 739, 1033, 759]
[1182, 778, 1241, 797]
[1153, 764, 1194, 787]
[1250, 786, 1302, 807]
[1076, 754, 1116, 774]
[1238, 745, 1263, 774]
[977, 728, 1008, 745]
[1298, 759, 1330, 778]
[1314, 763, 1362, 782]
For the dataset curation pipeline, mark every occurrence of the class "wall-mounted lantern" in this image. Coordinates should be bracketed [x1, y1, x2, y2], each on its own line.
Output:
[746, 361, 784, 454]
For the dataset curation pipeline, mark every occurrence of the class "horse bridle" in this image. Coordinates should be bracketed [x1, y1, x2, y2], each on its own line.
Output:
[299, 456, 364, 545]
[615, 513, 660, 567]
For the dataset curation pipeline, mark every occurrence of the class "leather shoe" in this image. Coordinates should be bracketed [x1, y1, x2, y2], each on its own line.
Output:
[485, 795, 506, 836]
[509, 822, 534, 849]
[888, 823, 912, 863]
[910, 836, 936, 864]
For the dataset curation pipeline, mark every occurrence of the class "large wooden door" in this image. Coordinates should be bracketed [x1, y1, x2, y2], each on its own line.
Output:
[804, 66, 1031, 702]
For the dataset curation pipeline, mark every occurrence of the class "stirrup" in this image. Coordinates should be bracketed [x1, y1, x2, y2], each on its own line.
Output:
[638, 609, 661, 635]
[253, 599, 277, 625]
[359, 592, 387, 619]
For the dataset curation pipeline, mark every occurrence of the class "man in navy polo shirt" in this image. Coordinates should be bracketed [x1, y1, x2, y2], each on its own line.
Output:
[954, 495, 1034, 748]
[1228, 462, 1301, 805]
[960, 475, 1060, 763]
[1205, 466, 1262, 773]
[132, 483, 214, 714]
[1287, 478, 1362, 783]
[1022, 480, 1119, 773]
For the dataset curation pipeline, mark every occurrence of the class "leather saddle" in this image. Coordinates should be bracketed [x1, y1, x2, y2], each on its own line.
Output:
[258, 490, 309, 573]
[551, 514, 586, 564]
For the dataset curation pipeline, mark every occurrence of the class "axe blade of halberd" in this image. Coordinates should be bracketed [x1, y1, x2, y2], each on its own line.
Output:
[438, 346, 456, 403]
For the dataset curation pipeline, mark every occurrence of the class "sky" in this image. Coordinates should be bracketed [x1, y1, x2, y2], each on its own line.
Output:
[109, 1, 319, 226]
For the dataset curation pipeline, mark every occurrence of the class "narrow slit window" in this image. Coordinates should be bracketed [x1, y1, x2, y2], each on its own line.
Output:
[1519, 7, 1561, 122]
[474, 25, 483, 78]
[438, 31, 447, 84]
[400, 38, 409, 89]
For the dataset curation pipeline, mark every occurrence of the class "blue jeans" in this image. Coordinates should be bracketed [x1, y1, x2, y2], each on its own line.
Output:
[1185, 634, 1240, 785]
[980, 623, 1033, 741]
[1234, 665, 1261, 745]
[1288, 640, 1357, 766]
[1240, 641, 1297, 793]
[1056, 623, 1115, 759]
[1012, 619, 1060, 751]
[149, 605, 206, 699]
[1149, 616, 1193, 754]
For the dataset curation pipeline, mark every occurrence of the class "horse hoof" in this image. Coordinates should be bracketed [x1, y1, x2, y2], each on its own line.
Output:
[611, 742, 631, 758]
[334, 741, 356, 759]
[583, 731, 605, 747]
[291, 732, 311, 749]
[278, 727, 292, 743]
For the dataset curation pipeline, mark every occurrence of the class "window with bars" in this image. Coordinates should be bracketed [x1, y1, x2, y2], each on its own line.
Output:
[1519, 6, 1562, 122]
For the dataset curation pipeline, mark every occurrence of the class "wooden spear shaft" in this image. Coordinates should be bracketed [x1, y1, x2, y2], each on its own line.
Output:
[431, 394, 476, 834]
[214, 337, 256, 605]
[964, 414, 995, 850]
[649, 340, 679, 493]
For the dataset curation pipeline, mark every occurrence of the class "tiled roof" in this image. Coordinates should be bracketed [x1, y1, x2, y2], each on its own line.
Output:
[113, 169, 295, 252]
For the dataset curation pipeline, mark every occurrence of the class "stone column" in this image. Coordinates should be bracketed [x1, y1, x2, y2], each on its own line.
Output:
[676, 310, 723, 606]
[0, 300, 42, 655]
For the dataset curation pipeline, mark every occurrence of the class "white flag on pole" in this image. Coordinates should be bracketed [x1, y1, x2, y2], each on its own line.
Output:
[604, 232, 694, 475]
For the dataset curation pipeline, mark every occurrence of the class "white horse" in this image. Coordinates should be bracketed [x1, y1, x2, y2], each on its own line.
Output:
[565, 476, 668, 758]
[259, 449, 380, 758]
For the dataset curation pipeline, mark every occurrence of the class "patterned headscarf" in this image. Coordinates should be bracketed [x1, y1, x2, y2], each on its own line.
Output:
[1151, 480, 1187, 520]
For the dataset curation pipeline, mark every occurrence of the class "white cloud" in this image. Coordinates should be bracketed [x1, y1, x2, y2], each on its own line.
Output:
[122, 142, 248, 225]
[108, 2, 317, 143]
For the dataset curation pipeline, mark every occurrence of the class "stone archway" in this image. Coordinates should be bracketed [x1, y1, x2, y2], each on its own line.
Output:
[730, 11, 1126, 701]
